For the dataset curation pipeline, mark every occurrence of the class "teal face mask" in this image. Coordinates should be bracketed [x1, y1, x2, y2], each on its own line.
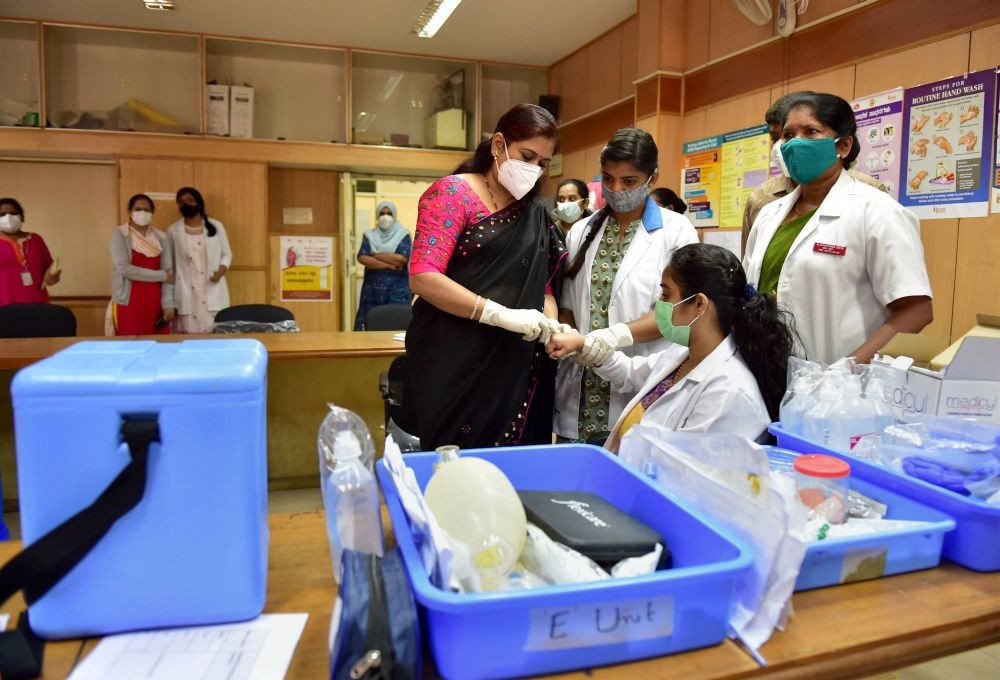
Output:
[654, 294, 699, 346]
[779, 136, 841, 184]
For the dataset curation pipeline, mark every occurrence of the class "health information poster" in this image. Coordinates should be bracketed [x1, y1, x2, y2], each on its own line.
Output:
[901, 69, 996, 219]
[680, 135, 722, 228]
[720, 124, 771, 228]
[993, 67, 1000, 213]
[280, 235, 334, 301]
[851, 87, 904, 200]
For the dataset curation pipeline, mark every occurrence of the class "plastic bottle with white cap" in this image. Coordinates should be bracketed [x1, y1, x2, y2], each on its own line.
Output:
[319, 427, 383, 581]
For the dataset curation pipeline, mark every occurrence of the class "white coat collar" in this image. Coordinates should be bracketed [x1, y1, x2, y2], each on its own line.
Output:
[678, 334, 739, 387]
[760, 168, 854, 262]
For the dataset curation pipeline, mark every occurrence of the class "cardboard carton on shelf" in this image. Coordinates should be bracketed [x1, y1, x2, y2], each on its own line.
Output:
[229, 85, 254, 139]
[930, 313, 1000, 370]
[206, 84, 230, 136]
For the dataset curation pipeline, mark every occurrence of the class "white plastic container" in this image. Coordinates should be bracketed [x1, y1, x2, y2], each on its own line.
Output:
[423, 455, 527, 590]
[794, 454, 851, 524]
[319, 429, 383, 581]
[825, 374, 878, 452]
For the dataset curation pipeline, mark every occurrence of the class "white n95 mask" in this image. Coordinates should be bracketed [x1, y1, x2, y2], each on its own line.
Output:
[497, 138, 543, 200]
[131, 210, 153, 227]
[0, 214, 23, 234]
[771, 139, 790, 178]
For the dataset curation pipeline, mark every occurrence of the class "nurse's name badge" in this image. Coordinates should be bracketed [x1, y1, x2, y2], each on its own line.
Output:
[813, 242, 847, 257]
[21, 271, 33, 286]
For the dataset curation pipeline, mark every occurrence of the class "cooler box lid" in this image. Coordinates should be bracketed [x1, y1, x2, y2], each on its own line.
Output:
[12, 339, 267, 397]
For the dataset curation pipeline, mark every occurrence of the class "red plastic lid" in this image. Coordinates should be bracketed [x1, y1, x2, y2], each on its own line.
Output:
[794, 454, 851, 479]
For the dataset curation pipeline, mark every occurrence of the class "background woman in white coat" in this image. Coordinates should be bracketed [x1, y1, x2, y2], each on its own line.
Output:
[555, 128, 698, 443]
[164, 186, 232, 333]
[744, 92, 932, 364]
[549, 243, 795, 452]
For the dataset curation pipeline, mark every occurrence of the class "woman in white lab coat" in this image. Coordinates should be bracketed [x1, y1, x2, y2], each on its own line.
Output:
[744, 92, 932, 364]
[555, 128, 698, 443]
[548, 243, 795, 452]
[163, 186, 232, 333]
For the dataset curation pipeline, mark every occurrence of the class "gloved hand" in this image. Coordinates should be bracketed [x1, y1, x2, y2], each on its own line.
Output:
[535, 317, 565, 345]
[479, 299, 552, 341]
[576, 323, 633, 367]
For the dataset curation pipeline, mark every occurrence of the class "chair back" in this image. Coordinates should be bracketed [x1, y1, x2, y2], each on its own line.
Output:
[214, 304, 295, 324]
[365, 303, 412, 331]
[0, 303, 76, 338]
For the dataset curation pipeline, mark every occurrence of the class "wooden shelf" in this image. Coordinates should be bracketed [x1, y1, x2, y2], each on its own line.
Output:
[0, 126, 467, 174]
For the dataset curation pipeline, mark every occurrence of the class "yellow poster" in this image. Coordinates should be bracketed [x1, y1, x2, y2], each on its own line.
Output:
[280, 235, 333, 301]
[720, 124, 772, 228]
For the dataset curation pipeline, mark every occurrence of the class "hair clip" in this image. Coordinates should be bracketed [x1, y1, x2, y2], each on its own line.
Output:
[744, 283, 757, 300]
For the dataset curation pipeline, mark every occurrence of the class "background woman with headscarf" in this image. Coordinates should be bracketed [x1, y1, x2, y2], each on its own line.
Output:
[354, 200, 413, 330]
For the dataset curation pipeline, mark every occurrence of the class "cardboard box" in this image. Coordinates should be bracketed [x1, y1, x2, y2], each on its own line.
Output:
[205, 84, 229, 136]
[874, 331, 1000, 424]
[229, 85, 254, 139]
[931, 313, 1000, 370]
[425, 108, 466, 149]
[873, 334, 949, 419]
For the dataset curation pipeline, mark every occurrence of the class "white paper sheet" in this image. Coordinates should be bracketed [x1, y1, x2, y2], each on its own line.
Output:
[67, 613, 308, 680]
[702, 229, 743, 259]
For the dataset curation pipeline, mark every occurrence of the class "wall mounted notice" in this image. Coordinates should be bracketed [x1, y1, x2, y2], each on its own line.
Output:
[280, 235, 333, 301]
[680, 135, 722, 228]
[720, 124, 771, 228]
[901, 69, 996, 219]
[851, 87, 904, 200]
[993, 67, 1000, 213]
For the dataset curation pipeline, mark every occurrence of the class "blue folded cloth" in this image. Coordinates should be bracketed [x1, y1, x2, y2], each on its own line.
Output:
[902, 456, 994, 496]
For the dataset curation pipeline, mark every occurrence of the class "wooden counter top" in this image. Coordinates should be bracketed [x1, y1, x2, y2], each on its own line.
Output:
[3, 510, 998, 679]
[0, 331, 405, 370]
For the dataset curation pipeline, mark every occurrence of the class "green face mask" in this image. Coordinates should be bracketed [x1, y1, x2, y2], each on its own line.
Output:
[654, 294, 699, 346]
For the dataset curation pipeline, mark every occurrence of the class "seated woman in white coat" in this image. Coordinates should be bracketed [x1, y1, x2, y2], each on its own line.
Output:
[547, 243, 795, 452]
[163, 186, 232, 333]
[555, 128, 698, 443]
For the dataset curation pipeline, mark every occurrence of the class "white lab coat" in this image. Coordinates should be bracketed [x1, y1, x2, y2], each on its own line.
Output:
[164, 217, 233, 314]
[554, 198, 699, 439]
[599, 335, 770, 453]
[743, 170, 932, 364]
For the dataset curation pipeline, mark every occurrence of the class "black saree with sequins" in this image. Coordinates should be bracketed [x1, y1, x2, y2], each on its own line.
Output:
[405, 198, 565, 450]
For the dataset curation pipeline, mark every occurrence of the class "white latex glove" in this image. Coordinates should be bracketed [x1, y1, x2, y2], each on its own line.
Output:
[536, 317, 563, 346]
[479, 299, 551, 341]
[577, 322, 633, 367]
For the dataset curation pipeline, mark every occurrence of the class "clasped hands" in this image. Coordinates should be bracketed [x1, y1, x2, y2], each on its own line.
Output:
[478, 299, 632, 367]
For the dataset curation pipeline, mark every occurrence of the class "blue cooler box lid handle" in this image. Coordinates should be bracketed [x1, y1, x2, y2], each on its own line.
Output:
[0, 417, 160, 679]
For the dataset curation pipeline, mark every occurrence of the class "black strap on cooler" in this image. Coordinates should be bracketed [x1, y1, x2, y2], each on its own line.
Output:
[0, 417, 159, 680]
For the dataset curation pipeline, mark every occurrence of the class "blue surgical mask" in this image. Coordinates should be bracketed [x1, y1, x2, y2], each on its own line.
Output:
[779, 136, 841, 184]
[654, 294, 699, 346]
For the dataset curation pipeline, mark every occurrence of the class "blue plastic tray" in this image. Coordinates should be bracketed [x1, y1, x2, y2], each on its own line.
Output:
[766, 447, 954, 590]
[771, 423, 1000, 572]
[378, 445, 753, 680]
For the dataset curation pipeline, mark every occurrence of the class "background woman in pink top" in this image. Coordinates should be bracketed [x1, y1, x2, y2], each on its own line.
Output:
[0, 198, 60, 306]
[405, 103, 567, 449]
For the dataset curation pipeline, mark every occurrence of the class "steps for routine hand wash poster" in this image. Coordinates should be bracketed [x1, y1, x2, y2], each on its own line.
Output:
[901, 69, 996, 219]
[851, 88, 904, 201]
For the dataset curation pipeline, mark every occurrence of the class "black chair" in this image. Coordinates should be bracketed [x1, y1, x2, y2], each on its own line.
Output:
[214, 304, 295, 324]
[0, 303, 76, 338]
[364, 303, 412, 331]
[379, 352, 421, 452]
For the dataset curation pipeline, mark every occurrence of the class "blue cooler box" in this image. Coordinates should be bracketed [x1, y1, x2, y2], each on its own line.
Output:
[765, 448, 954, 591]
[771, 423, 1000, 572]
[12, 339, 269, 638]
[378, 444, 753, 680]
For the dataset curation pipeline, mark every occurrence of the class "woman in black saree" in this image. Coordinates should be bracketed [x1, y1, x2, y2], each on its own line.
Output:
[406, 103, 567, 449]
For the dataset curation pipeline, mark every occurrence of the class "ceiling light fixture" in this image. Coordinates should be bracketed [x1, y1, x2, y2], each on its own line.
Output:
[143, 1, 175, 10]
[411, 0, 462, 38]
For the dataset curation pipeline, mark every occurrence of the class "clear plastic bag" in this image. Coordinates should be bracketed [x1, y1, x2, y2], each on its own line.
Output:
[213, 319, 300, 333]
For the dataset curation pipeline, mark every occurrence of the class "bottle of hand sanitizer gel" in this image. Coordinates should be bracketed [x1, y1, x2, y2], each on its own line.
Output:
[319, 428, 383, 581]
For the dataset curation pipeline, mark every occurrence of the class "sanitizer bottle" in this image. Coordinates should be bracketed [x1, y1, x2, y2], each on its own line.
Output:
[319, 421, 383, 581]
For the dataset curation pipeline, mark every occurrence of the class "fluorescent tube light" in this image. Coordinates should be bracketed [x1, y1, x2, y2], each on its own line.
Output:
[143, 1, 175, 10]
[411, 0, 462, 38]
